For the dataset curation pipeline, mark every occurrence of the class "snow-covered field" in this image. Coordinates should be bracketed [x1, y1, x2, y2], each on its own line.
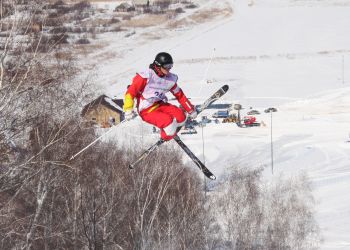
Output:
[82, 0, 350, 249]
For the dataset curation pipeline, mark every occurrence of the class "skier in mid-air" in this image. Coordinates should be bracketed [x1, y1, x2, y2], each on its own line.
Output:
[123, 52, 198, 140]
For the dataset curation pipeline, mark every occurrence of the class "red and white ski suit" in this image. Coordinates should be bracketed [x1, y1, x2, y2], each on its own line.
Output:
[124, 68, 195, 140]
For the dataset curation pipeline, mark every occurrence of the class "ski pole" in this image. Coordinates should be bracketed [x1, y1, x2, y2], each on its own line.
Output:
[69, 119, 126, 161]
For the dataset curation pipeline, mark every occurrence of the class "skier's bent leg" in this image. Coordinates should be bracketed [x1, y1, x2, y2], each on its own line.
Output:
[160, 119, 179, 141]
[161, 103, 187, 126]
[140, 110, 175, 141]
[159, 105, 187, 140]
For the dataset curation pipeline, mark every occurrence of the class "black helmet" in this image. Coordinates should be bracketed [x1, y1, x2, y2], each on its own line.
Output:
[154, 52, 173, 67]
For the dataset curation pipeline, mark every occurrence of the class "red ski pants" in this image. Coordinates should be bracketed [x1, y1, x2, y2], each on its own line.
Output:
[140, 103, 186, 141]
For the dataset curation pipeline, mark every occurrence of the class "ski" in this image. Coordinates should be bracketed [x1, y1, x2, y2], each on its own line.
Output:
[128, 84, 229, 170]
[195, 84, 229, 113]
[128, 139, 165, 169]
[173, 135, 216, 180]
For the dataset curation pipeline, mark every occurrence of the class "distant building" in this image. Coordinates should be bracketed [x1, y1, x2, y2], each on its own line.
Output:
[132, 0, 150, 7]
[115, 2, 135, 12]
[81, 95, 124, 128]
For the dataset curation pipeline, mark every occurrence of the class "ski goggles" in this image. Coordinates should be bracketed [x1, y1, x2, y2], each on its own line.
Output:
[162, 63, 173, 70]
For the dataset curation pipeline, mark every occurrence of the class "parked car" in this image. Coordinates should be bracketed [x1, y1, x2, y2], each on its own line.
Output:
[247, 110, 260, 115]
[212, 110, 229, 118]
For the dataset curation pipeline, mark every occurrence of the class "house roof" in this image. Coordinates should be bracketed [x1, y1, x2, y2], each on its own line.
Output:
[81, 95, 124, 116]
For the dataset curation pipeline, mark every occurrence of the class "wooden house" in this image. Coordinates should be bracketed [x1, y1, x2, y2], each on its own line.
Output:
[81, 95, 124, 128]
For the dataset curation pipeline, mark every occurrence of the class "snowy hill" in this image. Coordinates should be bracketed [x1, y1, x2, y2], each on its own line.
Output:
[83, 0, 350, 249]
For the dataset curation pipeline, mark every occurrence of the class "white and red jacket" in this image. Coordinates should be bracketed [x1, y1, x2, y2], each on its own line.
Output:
[123, 68, 195, 114]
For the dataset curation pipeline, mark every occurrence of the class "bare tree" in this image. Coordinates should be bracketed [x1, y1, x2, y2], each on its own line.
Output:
[0, 1, 90, 249]
[262, 174, 320, 250]
[215, 167, 320, 250]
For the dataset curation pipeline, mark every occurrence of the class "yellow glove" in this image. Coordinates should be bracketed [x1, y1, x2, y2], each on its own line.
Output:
[123, 93, 136, 121]
[123, 93, 134, 112]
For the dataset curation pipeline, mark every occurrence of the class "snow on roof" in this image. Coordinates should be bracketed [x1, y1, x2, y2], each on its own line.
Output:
[104, 96, 124, 112]
[81, 95, 124, 116]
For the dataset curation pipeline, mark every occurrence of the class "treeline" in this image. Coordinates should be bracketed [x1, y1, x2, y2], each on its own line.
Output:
[1, 1, 320, 249]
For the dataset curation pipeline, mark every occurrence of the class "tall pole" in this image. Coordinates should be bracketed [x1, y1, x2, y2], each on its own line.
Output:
[270, 111, 274, 175]
[265, 107, 277, 174]
[342, 55, 345, 84]
[237, 109, 241, 127]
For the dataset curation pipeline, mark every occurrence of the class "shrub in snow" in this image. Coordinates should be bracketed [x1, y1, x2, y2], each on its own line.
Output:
[45, 17, 64, 27]
[76, 38, 90, 44]
[27, 34, 69, 53]
[50, 26, 68, 34]
[185, 4, 198, 9]
[155, 0, 171, 10]
[175, 7, 185, 14]
[71, 1, 91, 12]
[1, 3, 14, 18]
[112, 26, 124, 33]
[110, 17, 120, 24]
[48, 0, 66, 9]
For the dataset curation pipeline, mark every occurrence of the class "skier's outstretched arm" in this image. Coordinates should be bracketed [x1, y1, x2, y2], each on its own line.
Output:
[170, 83, 197, 119]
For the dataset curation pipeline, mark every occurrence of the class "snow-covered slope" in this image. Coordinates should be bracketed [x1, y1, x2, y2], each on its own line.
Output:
[84, 0, 350, 249]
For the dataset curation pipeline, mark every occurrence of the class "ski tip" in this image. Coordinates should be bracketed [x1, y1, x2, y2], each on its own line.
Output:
[128, 164, 134, 170]
[222, 85, 229, 92]
[209, 175, 216, 180]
